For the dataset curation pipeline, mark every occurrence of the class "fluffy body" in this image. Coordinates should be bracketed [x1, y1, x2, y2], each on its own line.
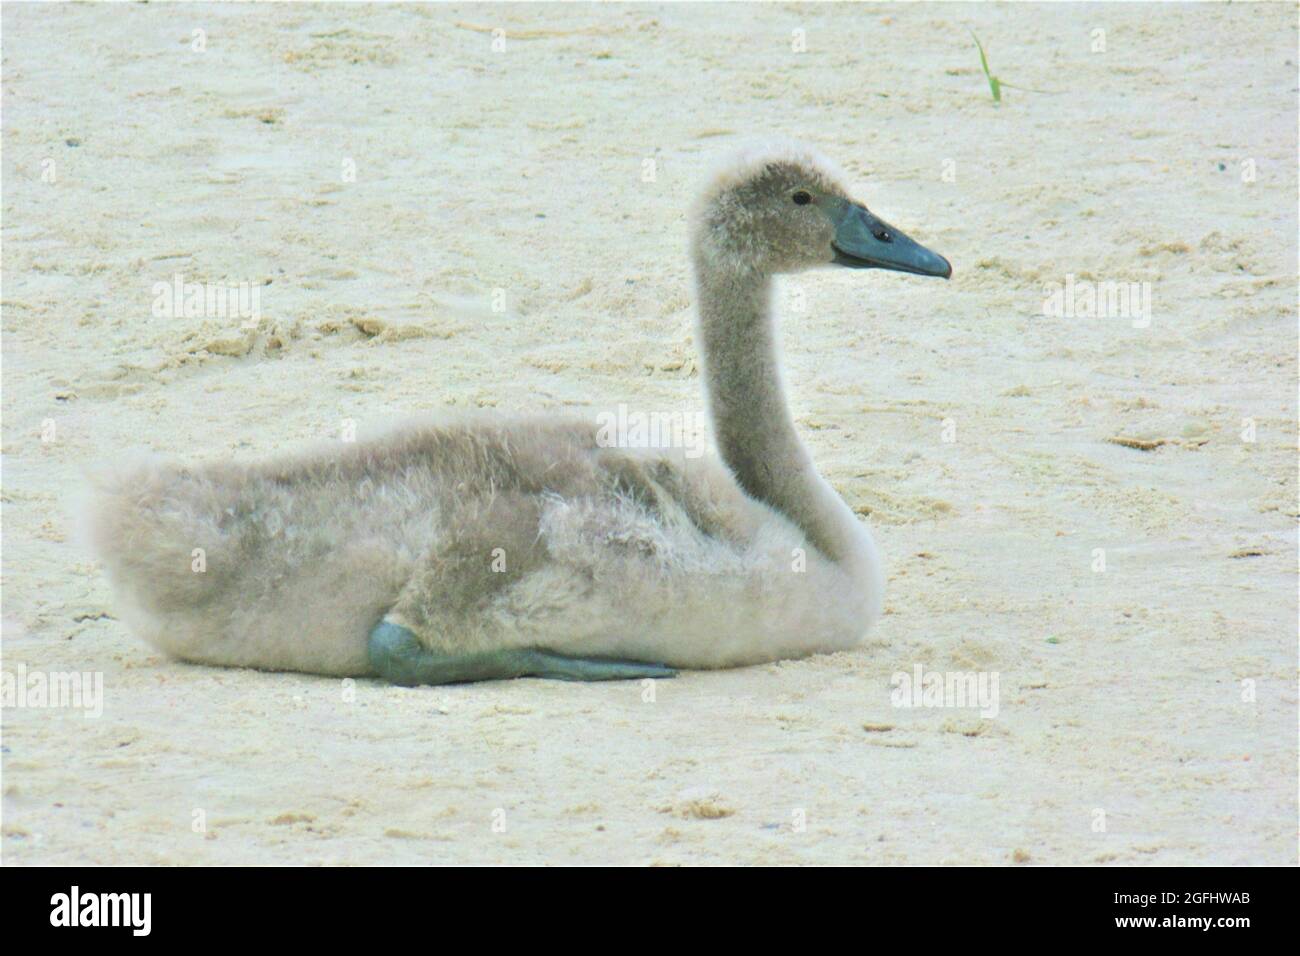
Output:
[88, 418, 879, 676]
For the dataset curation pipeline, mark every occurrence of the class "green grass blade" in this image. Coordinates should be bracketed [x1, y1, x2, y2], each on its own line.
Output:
[971, 32, 1000, 102]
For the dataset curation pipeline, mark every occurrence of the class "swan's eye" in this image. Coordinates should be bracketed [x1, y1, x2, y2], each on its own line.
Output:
[792, 191, 812, 206]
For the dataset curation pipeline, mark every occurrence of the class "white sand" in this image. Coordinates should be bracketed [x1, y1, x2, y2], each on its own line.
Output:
[2, 3, 1295, 865]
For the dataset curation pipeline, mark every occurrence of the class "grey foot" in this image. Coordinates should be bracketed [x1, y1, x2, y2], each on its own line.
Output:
[368, 621, 677, 687]
[526, 652, 677, 683]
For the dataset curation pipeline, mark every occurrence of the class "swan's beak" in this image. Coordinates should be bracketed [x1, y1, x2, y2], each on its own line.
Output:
[828, 200, 952, 279]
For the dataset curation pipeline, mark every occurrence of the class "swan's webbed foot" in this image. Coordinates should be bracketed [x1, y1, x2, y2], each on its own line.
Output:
[524, 652, 677, 683]
[368, 621, 676, 686]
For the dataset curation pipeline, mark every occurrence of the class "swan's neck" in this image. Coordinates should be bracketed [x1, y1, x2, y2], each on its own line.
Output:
[695, 259, 862, 565]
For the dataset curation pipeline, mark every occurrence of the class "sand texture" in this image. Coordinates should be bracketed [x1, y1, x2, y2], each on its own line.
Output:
[1, 3, 1296, 864]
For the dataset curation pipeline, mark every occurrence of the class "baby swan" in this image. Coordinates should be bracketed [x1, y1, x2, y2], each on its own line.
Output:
[89, 142, 951, 685]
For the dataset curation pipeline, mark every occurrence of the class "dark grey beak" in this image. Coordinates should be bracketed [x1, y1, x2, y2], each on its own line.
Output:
[828, 200, 952, 279]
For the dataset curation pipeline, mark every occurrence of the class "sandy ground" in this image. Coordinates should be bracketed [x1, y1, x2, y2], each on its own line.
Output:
[2, 2, 1296, 866]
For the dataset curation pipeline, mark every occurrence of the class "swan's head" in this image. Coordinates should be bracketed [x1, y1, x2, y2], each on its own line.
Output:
[692, 142, 951, 279]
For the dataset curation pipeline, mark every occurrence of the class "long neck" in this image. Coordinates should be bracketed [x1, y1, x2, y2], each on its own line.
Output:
[695, 257, 861, 565]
